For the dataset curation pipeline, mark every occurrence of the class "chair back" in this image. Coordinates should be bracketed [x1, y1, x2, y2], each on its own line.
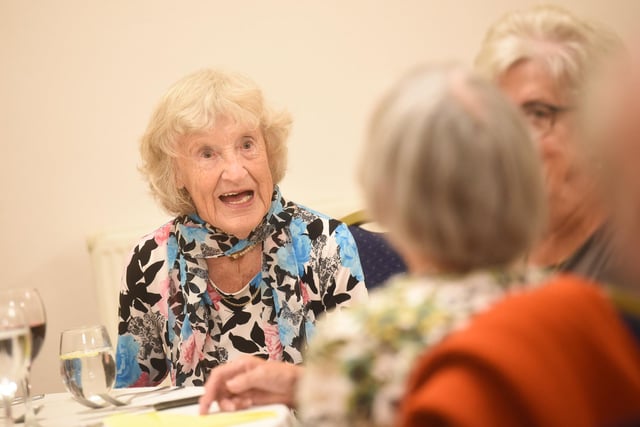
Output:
[341, 210, 407, 289]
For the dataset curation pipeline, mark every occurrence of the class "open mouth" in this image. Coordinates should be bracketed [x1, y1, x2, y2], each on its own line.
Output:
[219, 190, 254, 205]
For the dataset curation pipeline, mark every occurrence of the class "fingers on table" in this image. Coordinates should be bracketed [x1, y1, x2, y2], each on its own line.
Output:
[199, 356, 265, 414]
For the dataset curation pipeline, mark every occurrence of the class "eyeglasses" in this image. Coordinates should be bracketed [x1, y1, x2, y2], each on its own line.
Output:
[521, 101, 573, 138]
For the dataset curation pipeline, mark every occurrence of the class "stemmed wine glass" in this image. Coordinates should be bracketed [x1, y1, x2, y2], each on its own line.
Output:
[0, 301, 30, 427]
[3, 289, 46, 427]
[59, 325, 116, 405]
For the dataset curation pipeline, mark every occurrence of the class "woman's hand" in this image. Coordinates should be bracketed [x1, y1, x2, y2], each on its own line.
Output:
[198, 356, 303, 414]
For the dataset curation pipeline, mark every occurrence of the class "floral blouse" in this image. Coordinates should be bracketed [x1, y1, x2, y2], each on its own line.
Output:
[297, 269, 545, 427]
[115, 189, 367, 388]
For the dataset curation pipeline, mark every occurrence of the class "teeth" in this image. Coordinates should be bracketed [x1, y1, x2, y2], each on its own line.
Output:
[227, 194, 252, 205]
[220, 191, 253, 205]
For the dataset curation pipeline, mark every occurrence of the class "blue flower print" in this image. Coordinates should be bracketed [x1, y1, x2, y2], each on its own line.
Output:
[278, 319, 296, 347]
[276, 245, 298, 276]
[201, 290, 212, 306]
[115, 334, 142, 388]
[290, 218, 312, 270]
[167, 235, 178, 267]
[178, 223, 210, 244]
[334, 224, 364, 281]
[305, 320, 316, 341]
[180, 315, 193, 340]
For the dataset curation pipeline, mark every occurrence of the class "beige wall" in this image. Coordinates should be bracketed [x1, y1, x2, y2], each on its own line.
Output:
[1, 0, 637, 393]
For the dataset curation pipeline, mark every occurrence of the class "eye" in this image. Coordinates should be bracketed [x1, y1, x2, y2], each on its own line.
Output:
[524, 104, 553, 120]
[241, 137, 256, 151]
[199, 148, 216, 159]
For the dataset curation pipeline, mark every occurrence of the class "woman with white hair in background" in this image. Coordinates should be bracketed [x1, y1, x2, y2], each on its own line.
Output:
[295, 64, 547, 427]
[475, 5, 625, 284]
[115, 69, 367, 390]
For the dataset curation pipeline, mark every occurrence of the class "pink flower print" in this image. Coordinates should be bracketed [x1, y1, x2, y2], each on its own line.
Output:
[178, 332, 205, 373]
[132, 371, 150, 387]
[264, 324, 283, 361]
[207, 282, 222, 311]
[300, 280, 310, 304]
[157, 278, 170, 318]
[154, 223, 172, 245]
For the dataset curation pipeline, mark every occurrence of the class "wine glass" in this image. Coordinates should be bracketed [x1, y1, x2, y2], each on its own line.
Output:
[0, 301, 30, 427]
[59, 325, 116, 405]
[2, 289, 46, 427]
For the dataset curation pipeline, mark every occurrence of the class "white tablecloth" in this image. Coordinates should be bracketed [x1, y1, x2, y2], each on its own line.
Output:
[16, 387, 294, 427]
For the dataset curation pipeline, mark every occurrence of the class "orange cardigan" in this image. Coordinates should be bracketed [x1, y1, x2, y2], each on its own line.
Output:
[398, 275, 640, 427]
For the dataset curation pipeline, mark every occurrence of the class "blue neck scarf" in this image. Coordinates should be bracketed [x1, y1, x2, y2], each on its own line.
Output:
[166, 186, 313, 385]
[176, 187, 282, 259]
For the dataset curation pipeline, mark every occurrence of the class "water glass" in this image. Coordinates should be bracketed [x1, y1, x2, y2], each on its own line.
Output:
[2, 288, 46, 426]
[0, 303, 30, 427]
[59, 325, 115, 404]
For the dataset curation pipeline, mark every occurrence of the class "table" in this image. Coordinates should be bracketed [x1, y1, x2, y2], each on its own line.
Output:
[15, 387, 294, 427]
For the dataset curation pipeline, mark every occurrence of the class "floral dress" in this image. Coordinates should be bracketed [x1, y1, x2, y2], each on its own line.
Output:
[115, 188, 367, 387]
[297, 269, 545, 427]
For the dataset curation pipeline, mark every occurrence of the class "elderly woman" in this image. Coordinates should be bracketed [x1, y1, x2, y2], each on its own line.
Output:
[475, 6, 623, 282]
[294, 65, 547, 426]
[115, 69, 367, 388]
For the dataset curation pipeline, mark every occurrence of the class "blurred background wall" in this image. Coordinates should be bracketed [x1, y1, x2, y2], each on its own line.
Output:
[2, 0, 638, 393]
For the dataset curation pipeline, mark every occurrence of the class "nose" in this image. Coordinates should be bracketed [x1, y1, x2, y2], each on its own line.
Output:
[220, 152, 247, 182]
[536, 134, 557, 161]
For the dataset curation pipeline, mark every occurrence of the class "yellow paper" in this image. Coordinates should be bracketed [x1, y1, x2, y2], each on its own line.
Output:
[104, 410, 278, 427]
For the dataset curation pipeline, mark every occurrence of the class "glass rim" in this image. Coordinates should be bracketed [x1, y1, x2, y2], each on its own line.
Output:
[60, 324, 109, 334]
[0, 288, 43, 300]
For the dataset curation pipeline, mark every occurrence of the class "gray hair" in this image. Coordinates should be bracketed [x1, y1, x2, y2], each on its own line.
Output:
[475, 5, 622, 98]
[361, 65, 546, 272]
[140, 69, 292, 215]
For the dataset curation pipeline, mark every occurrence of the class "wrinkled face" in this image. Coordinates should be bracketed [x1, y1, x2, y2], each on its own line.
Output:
[498, 59, 590, 231]
[175, 116, 274, 239]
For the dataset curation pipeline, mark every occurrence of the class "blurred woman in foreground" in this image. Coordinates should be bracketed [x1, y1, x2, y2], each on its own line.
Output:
[296, 65, 547, 427]
[399, 47, 640, 427]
